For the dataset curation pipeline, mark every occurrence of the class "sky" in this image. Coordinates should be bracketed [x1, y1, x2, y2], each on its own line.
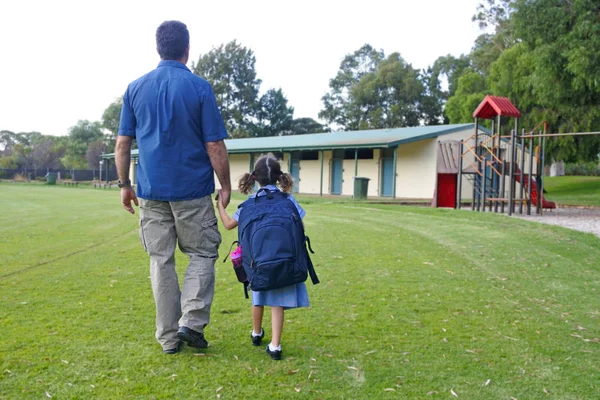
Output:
[0, 0, 484, 136]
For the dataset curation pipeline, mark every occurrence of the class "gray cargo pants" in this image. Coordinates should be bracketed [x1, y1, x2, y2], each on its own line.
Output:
[139, 195, 221, 350]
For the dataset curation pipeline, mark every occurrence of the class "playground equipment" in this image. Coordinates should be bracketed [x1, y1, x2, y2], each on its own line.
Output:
[433, 95, 556, 215]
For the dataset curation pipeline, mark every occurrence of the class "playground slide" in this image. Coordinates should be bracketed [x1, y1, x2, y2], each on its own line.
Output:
[514, 174, 556, 209]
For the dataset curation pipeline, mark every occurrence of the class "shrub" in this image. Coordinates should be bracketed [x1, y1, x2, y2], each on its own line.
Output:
[564, 162, 600, 176]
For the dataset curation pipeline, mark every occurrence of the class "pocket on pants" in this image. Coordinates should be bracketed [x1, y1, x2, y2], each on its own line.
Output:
[139, 218, 148, 253]
[199, 217, 222, 257]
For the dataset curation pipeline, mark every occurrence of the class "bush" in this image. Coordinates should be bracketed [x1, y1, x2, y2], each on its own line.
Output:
[0, 171, 8, 179]
[35, 176, 46, 182]
[564, 162, 600, 176]
[65, 173, 72, 180]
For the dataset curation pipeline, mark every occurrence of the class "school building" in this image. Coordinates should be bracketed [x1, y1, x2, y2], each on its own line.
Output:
[102, 123, 488, 199]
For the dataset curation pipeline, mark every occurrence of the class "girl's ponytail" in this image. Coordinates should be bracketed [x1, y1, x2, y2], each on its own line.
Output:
[278, 172, 295, 193]
[238, 172, 256, 195]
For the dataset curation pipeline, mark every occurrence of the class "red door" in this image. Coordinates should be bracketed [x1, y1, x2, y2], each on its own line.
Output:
[437, 174, 457, 208]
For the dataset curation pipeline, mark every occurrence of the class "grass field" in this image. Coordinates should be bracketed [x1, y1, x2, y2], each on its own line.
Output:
[544, 176, 600, 206]
[1, 183, 599, 399]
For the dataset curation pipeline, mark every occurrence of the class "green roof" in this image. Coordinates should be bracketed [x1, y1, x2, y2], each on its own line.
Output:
[102, 123, 475, 158]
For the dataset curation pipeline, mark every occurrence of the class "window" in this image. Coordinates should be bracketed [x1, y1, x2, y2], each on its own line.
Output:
[343, 149, 373, 160]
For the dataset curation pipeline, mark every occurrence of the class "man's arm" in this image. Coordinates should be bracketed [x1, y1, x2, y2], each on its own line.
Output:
[206, 139, 231, 208]
[115, 136, 138, 214]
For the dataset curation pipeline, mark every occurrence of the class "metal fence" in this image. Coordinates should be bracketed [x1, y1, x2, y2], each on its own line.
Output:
[0, 167, 118, 181]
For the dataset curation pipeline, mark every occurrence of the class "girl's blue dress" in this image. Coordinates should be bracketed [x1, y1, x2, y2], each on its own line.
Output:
[232, 185, 310, 310]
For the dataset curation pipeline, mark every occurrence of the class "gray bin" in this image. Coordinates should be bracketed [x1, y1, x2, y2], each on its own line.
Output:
[353, 177, 370, 199]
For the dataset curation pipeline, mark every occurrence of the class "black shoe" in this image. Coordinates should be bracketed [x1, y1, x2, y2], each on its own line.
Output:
[251, 328, 265, 346]
[266, 345, 282, 360]
[163, 341, 183, 354]
[177, 326, 208, 349]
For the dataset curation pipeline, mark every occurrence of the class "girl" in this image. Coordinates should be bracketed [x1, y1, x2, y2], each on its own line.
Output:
[216, 154, 309, 360]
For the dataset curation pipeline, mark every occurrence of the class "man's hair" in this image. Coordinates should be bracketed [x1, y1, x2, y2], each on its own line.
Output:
[156, 21, 189, 60]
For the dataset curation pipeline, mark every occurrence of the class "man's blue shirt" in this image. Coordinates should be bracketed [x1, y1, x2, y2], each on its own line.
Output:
[118, 60, 228, 201]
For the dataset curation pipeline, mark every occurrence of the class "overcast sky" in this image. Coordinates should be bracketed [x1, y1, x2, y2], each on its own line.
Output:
[0, 0, 483, 135]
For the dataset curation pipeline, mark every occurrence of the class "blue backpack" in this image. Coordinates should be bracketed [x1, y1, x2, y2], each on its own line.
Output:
[237, 188, 319, 297]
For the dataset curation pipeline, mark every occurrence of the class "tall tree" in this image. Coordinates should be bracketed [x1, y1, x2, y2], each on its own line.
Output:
[285, 118, 328, 135]
[319, 44, 385, 130]
[351, 53, 424, 129]
[444, 71, 488, 124]
[252, 89, 294, 137]
[62, 120, 104, 169]
[86, 140, 107, 171]
[102, 97, 123, 148]
[192, 40, 262, 137]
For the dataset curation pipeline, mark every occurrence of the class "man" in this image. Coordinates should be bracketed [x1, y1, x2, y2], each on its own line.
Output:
[115, 20, 231, 354]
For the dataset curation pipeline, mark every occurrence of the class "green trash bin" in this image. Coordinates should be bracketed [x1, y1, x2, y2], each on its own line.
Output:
[46, 173, 57, 185]
[353, 177, 370, 200]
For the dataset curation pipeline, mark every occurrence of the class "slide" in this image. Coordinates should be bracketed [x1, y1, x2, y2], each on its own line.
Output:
[514, 173, 556, 209]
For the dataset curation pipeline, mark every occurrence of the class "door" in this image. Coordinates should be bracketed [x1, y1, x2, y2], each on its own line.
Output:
[381, 158, 394, 197]
[437, 173, 457, 208]
[290, 157, 300, 193]
[331, 158, 343, 195]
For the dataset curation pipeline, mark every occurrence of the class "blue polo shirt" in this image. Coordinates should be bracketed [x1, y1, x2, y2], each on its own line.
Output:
[118, 60, 228, 201]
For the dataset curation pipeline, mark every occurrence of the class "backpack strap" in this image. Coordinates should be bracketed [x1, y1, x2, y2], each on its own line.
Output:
[243, 281, 249, 299]
[222, 241, 240, 263]
[306, 251, 320, 285]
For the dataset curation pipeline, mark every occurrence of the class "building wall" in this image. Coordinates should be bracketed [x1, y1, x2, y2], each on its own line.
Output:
[396, 139, 438, 198]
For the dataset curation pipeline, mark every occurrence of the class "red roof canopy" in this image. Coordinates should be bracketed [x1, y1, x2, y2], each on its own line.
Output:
[473, 95, 521, 119]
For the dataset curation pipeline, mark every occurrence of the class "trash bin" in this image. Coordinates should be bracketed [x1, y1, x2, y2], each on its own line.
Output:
[353, 177, 370, 200]
[46, 173, 57, 185]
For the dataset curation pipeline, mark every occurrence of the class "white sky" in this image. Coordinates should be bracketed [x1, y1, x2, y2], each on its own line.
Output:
[0, 0, 483, 135]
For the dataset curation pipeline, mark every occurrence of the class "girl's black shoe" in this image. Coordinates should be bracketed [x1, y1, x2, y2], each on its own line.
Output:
[266, 345, 282, 360]
[251, 328, 264, 346]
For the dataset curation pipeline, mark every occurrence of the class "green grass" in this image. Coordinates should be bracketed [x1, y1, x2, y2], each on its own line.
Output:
[544, 176, 600, 206]
[1, 183, 599, 399]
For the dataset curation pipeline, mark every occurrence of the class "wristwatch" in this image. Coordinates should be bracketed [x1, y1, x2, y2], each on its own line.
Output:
[117, 179, 132, 188]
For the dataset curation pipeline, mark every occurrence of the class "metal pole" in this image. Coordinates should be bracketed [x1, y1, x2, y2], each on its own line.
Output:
[457, 140, 464, 209]
[481, 160, 487, 212]
[105, 159, 110, 184]
[535, 131, 542, 214]
[354, 149, 358, 177]
[519, 131, 526, 214]
[508, 129, 515, 216]
[527, 137, 533, 215]
[500, 158, 506, 214]
[540, 130, 547, 216]
[472, 118, 479, 211]
[392, 146, 398, 199]
[319, 150, 324, 196]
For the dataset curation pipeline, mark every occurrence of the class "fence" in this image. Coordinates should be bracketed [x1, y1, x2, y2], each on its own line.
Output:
[0, 167, 118, 182]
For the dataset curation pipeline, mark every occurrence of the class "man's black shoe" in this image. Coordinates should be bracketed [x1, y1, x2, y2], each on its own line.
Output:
[251, 328, 265, 346]
[177, 326, 208, 349]
[266, 345, 282, 360]
[163, 341, 183, 354]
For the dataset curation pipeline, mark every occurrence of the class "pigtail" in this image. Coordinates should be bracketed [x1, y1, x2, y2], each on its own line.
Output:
[278, 172, 295, 193]
[238, 172, 256, 195]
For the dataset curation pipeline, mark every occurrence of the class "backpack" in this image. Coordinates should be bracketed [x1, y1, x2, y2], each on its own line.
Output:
[237, 187, 319, 296]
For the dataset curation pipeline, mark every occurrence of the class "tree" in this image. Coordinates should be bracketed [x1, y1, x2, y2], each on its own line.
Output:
[62, 120, 104, 169]
[86, 140, 107, 173]
[31, 137, 66, 172]
[319, 44, 385, 130]
[102, 97, 123, 149]
[285, 118, 328, 135]
[350, 53, 424, 129]
[192, 40, 262, 137]
[444, 72, 488, 124]
[252, 89, 294, 137]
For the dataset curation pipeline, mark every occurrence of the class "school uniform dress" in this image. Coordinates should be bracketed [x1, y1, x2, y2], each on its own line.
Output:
[232, 185, 310, 310]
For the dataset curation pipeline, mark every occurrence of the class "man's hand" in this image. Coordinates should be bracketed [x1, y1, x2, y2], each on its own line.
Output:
[121, 187, 139, 214]
[218, 188, 231, 209]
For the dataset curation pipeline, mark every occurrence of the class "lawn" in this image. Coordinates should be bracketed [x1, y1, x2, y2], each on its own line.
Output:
[0, 183, 599, 399]
[543, 176, 600, 206]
